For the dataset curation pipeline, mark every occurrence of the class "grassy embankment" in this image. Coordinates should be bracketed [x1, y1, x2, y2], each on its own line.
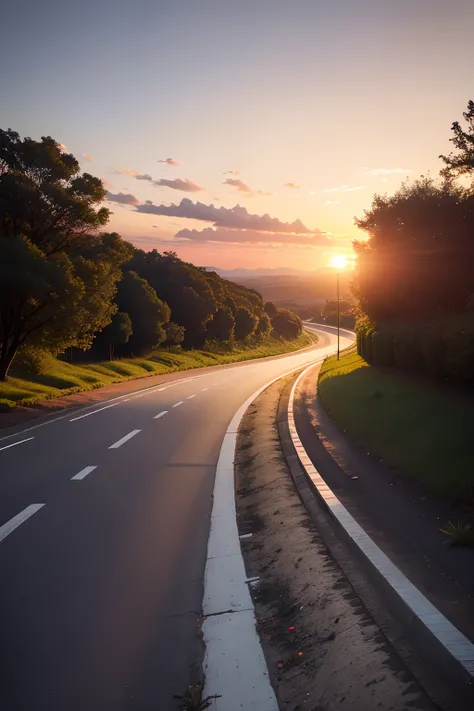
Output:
[0, 331, 317, 411]
[318, 346, 474, 501]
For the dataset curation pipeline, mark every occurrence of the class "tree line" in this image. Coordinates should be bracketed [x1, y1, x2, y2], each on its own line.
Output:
[0, 129, 302, 381]
[353, 101, 474, 383]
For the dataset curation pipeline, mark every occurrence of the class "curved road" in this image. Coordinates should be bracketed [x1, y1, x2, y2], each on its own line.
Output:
[0, 327, 352, 710]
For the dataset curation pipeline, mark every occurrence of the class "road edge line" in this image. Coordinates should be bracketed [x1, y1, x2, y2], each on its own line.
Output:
[201, 359, 325, 710]
[288, 362, 474, 680]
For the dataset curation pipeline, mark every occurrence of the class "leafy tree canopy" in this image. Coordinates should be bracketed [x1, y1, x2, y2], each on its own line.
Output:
[440, 100, 474, 181]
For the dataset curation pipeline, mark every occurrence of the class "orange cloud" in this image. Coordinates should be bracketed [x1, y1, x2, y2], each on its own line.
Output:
[224, 178, 252, 193]
[157, 158, 183, 166]
[284, 182, 300, 189]
[101, 178, 114, 187]
[153, 178, 205, 192]
[83, 153, 94, 161]
[175, 226, 330, 245]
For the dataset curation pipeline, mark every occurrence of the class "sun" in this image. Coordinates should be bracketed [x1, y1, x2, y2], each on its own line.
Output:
[330, 255, 349, 270]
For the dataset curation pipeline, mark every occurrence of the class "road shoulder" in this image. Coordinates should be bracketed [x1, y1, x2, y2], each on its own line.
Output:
[235, 376, 436, 711]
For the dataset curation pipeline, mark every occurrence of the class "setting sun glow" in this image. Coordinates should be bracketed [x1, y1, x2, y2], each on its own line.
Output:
[330, 255, 349, 270]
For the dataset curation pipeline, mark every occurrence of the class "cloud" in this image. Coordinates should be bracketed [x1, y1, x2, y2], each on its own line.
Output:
[153, 178, 205, 192]
[224, 169, 240, 175]
[324, 185, 368, 193]
[224, 178, 252, 193]
[175, 226, 330, 246]
[325, 200, 341, 205]
[83, 153, 94, 161]
[57, 143, 68, 152]
[284, 182, 300, 189]
[157, 158, 183, 166]
[224, 178, 272, 197]
[115, 167, 139, 176]
[135, 198, 316, 234]
[363, 167, 412, 175]
[106, 192, 140, 205]
[114, 167, 152, 181]
[101, 178, 114, 188]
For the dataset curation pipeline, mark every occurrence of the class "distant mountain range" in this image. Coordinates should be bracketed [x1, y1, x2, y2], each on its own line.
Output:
[202, 266, 353, 306]
[203, 266, 313, 278]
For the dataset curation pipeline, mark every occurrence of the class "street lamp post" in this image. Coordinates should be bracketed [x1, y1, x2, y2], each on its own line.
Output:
[337, 271, 340, 360]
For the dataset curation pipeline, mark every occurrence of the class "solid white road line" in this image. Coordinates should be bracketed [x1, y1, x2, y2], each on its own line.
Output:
[172, 401, 183, 408]
[71, 465, 97, 481]
[108, 429, 141, 449]
[186, 394, 196, 400]
[202, 357, 332, 711]
[288, 364, 474, 677]
[0, 437, 35, 453]
[153, 411, 168, 420]
[69, 403, 119, 422]
[0, 504, 45, 544]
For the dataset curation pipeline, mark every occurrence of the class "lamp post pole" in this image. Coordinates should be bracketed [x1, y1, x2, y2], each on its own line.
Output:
[337, 271, 340, 360]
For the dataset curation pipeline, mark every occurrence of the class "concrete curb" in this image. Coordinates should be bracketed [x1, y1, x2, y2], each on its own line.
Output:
[277, 363, 474, 711]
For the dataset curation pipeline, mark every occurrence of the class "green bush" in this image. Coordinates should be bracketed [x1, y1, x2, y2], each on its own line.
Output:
[356, 316, 474, 384]
[14, 347, 54, 375]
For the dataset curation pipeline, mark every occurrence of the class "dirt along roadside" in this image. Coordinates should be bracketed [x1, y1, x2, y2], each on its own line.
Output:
[235, 375, 436, 711]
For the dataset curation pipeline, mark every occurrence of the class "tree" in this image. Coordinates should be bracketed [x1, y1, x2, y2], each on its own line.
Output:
[163, 322, 185, 348]
[0, 129, 110, 254]
[353, 177, 474, 323]
[440, 100, 474, 181]
[264, 301, 278, 318]
[0, 130, 130, 379]
[95, 312, 132, 360]
[255, 313, 271, 336]
[271, 309, 302, 340]
[206, 307, 235, 342]
[234, 307, 258, 340]
[117, 271, 170, 354]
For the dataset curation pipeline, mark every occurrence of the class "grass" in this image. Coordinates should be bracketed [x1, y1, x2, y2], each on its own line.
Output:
[318, 346, 474, 501]
[0, 331, 317, 411]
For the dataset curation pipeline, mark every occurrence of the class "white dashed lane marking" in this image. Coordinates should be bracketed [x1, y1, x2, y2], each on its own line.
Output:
[172, 401, 183, 408]
[153, 411, 168, 420]
[186, 394, 196, 400]
[0, 504, 45, 544]
[0, 437, 35, 453]
[108, 430, 141, 449]
[202, 388, 208, 392]
[71, 466, 97, 481]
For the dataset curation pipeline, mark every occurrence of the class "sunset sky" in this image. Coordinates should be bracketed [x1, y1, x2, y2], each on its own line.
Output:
[1, 0, 473, 271]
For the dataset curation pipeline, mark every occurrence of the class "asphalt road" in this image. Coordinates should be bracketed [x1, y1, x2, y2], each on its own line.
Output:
[0, 327, 351, 711]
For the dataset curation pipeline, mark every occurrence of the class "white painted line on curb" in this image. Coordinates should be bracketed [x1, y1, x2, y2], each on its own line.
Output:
[0, 437, 34, 453]
[172, 401, 183, 408]
[70, 403, 119, 422]
[202, 356, 331, 711]
[153, 411, 168, 420]
[108, 429, 141, 449]
[289, 364, 474, 677]
[0, 504, 45, 544]
[186, 394, 196, 400]
[71, 466, 97, 481]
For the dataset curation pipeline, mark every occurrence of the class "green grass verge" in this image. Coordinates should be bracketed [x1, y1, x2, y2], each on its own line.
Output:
[318, 346, 474, 501]
[0, 331, 317, 411]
